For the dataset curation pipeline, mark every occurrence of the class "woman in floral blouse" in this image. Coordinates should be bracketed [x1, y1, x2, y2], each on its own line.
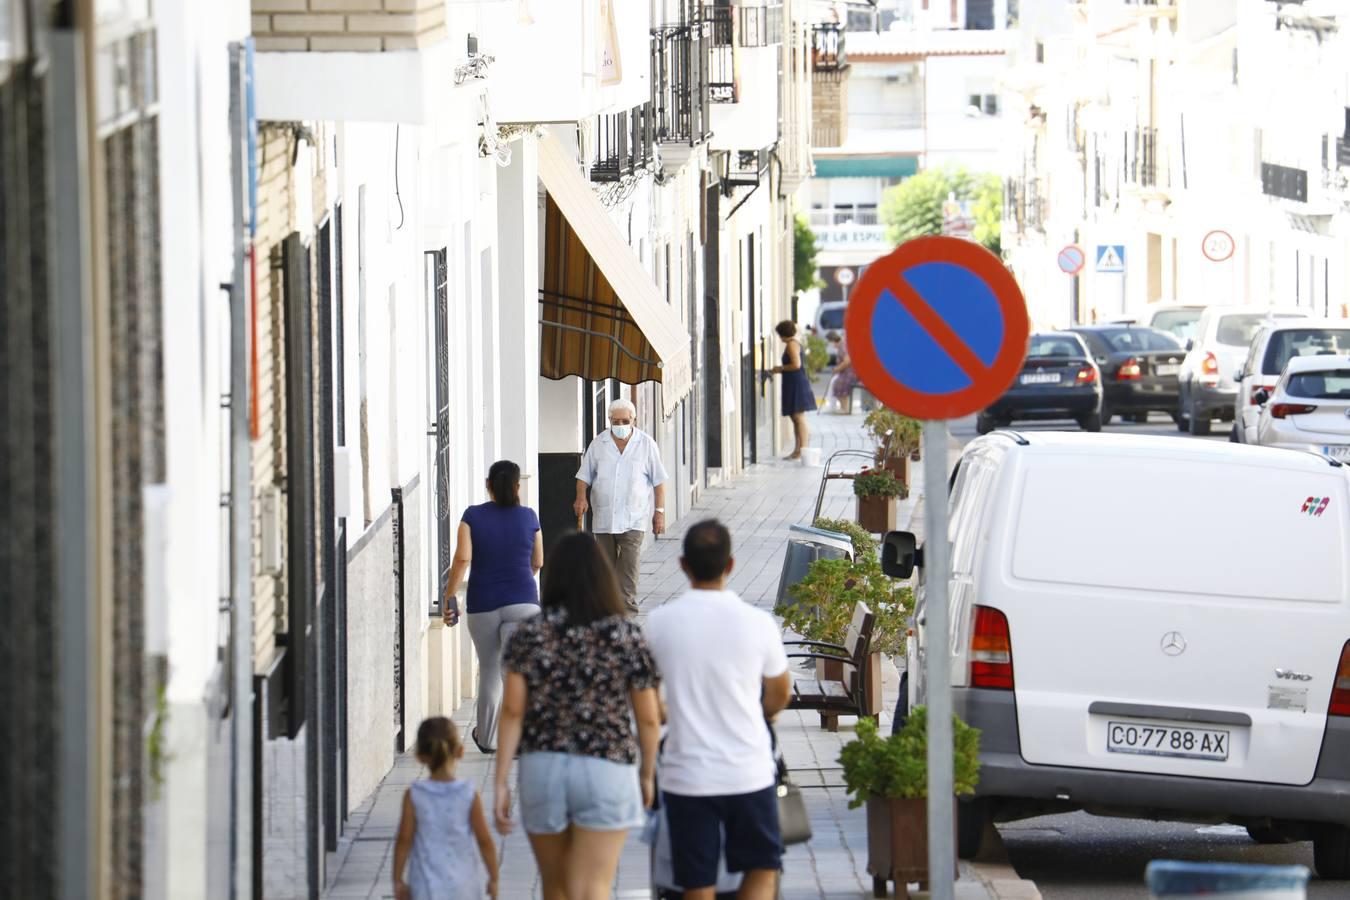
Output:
[494, 532, 661, 900]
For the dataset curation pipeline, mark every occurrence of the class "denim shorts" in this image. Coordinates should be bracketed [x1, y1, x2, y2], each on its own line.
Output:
[518, 752, 645, 834]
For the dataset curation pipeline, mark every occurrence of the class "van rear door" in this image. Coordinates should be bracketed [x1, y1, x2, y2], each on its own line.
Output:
[1001, 449, 1349, 786]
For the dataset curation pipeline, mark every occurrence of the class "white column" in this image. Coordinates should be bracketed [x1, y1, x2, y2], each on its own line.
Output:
[497, 139, 542, 503]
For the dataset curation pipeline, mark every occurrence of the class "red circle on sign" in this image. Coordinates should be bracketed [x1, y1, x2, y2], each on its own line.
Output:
[1058, 244, 1085, 275]
[1201, 230, 1235, 262]
[844, 236, 1030, 421]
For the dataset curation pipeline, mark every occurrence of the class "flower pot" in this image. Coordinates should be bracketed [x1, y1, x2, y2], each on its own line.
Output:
[866, 796, 958, 898]
[879, 454, 909, 487]
[856, 494, 897, 533]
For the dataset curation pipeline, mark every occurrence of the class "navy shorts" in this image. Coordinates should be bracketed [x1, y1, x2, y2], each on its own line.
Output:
[663, 787, 783, 889]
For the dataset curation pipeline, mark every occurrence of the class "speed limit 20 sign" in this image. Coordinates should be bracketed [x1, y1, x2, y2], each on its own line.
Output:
[1202, 230, 1235, 263]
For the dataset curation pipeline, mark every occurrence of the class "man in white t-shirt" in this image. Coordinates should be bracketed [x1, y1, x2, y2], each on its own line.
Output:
[645, 520, 792, 899]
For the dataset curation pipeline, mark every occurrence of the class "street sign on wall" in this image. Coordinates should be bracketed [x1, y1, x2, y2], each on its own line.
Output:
[1202, 230, 1235, 262]
[844, 236, 1030, 421]
[1096, 244, 1125, 273]
[1058, 244, 1085, 275]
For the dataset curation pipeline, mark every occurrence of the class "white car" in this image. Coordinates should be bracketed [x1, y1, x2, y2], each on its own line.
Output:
[1235, 319, 1350, 443]
[1177, 307, 1307, 436]
[1255, 355, 1350, 461]
[887, 432, 1350, 876]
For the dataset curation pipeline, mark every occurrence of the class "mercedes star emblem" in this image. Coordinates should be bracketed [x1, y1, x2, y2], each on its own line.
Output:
[1160, 631, 1187, 657]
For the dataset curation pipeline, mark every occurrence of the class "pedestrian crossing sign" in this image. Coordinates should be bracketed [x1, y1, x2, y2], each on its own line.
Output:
[1096, 244, 1126, 273]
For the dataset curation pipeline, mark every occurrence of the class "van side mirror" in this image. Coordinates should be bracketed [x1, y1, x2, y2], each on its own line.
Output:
[881, 531, 921, 579]
[1235, 372, 1246, 383]
[1253, 388, 1271, 406]
[1185, 338, 1194, 352]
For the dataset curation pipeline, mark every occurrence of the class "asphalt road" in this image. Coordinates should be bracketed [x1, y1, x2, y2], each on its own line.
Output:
[946, 411, 1344, 897]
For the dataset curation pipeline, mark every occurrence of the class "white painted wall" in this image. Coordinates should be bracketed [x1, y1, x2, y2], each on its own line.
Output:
[926, 54, 1007, 170]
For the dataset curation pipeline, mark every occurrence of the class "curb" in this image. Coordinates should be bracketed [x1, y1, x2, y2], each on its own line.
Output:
[969, 861, 1042, 900]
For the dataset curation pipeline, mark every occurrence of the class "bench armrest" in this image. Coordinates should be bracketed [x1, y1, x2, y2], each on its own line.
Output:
[782, 639, 848, 654]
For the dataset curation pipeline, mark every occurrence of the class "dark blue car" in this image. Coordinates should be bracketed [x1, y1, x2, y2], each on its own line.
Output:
[977, 333, 1103, 434]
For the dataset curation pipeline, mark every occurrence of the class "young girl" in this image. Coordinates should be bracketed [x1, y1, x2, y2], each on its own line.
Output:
[394, 717, 498, 900]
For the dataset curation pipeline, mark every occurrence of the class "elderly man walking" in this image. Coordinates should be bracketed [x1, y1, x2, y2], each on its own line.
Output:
[573, 398, 668, 613]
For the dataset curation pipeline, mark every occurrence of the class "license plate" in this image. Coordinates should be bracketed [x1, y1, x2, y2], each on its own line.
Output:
[1021, 372, 1061, 385]
[1156, 364, 1180, 376]
[1323, 446, 1350, 460]
[1107, 721, 1229, 761]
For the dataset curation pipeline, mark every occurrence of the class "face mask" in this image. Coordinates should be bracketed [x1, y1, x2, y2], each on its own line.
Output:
[611, 424, 633, 440]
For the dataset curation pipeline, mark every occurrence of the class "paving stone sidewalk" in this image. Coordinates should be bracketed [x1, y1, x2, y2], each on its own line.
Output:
[323, 403, 1018, 899]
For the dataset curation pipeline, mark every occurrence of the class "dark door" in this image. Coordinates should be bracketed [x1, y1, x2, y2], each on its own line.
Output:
[428, 250, 452, 612]
[741, 235, 758, 467]
[703, 184, 723, 472]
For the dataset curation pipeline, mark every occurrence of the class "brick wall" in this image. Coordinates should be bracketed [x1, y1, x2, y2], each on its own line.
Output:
[811, 67, 849, 148]
[252, 0, 446, 52]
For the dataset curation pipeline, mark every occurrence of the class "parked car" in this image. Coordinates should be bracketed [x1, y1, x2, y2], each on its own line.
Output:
[1146, 304, 1208, 343]
[1235, 319, 1350, 443]
[1177, 307, 1308, 436]
[1068, 325, 1185, 424]
[887, 432, 1350, 876]
[976, 333, 1102, 434]
[815, 301, 847, 362]
[1253, 355, 1350, 461]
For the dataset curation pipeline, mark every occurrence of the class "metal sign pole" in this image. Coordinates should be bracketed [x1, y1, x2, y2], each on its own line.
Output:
[923, 419, 955, 900]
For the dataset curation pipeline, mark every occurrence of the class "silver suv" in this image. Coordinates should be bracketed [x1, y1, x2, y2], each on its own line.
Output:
[1177, 308, 1306, 436]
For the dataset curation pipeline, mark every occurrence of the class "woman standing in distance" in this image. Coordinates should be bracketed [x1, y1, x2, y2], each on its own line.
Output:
[494, 532, 661, 900]
[443, 460, 543, 753]
[771, 320, 816, 459]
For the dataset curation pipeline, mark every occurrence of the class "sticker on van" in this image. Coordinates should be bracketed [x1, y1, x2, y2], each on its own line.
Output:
[1302, 496, 1330, 517]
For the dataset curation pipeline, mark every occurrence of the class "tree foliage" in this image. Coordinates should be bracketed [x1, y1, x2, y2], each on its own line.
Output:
[879, 166, 1003, 256]
[793, 214, 823, 293]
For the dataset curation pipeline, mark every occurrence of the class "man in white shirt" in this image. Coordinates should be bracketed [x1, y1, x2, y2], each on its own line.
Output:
[574, 398, 668, 613]
[645, 520, 792, 899]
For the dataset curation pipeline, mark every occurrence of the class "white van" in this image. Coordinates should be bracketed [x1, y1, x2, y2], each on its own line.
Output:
[888, 432, 1350, 877]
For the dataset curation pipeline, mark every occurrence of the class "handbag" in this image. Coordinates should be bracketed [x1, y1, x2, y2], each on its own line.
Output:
[770, 724, 813, 845]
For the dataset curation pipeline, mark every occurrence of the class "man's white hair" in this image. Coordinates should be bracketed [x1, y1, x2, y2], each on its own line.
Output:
[608, 398, 637, 418]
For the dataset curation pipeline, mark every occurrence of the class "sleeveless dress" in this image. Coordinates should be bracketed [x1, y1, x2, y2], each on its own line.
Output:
[780, 340, 817, 416]
[407, 779, 478, 900]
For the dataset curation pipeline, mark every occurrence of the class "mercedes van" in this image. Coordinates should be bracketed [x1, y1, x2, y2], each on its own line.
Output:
[887, 432, 1350, 878]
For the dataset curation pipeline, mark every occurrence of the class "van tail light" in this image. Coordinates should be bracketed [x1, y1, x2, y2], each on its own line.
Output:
[1076, 366, 1097, 385]
[1330, 642, 1350, 717]
[971, 606, 1014, 690]
[1270, 403, 1318, 419]
[1116, 358, 1142, 381]
[1200, 352, 1220, 386]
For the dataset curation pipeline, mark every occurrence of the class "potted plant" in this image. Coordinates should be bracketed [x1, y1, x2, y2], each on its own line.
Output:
[864, 409, 923, 483]
[776, 553, 913, 714]
[854, 468, 907, 533]
[812, 516, 879, 562]
[839, 710, 981, 897]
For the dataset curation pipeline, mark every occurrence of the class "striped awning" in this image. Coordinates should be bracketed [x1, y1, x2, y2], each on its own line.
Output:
[537, 133, 693, 418]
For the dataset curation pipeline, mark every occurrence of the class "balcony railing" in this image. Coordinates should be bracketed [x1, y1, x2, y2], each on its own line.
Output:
[703, 4, 782, 103]
[723, 147, 771, 192]
[651, 24, 712, 146]
[811, 23, 846, 71]
[591, 104, 656, 183]
[1005, 177, 1046, 233]
[810, 209, 880, 227]
[1122, 126, 1158, 188]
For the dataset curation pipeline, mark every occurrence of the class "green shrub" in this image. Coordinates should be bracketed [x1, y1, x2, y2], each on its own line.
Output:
[812, 517, 878, 561]
[778, 555, 913, 658]
[853, 468, 907, 499]
[864, 408, 923, 459]
[839, 709, 981, 808]
[805, 334, 830, 378]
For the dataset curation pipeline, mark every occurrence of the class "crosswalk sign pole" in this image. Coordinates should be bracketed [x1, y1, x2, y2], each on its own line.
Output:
[922, 420, 955, 900]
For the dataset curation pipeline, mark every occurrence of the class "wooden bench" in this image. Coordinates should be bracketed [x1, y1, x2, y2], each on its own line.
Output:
[783, 602, 876, 732]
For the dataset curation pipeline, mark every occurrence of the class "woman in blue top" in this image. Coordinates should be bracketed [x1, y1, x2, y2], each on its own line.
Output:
[443, 460, 543, 753]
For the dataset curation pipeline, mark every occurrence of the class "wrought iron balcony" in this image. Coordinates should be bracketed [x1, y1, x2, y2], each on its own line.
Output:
[590, 104, 657, 183]
[722, 147, 771, 193]
[1005, 176, 1046, 233]
[651, 24, 712, 147]
[810, 23, 846, 71]
[703, 4, 782, 103]
[1122, 125, 1158, 188]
